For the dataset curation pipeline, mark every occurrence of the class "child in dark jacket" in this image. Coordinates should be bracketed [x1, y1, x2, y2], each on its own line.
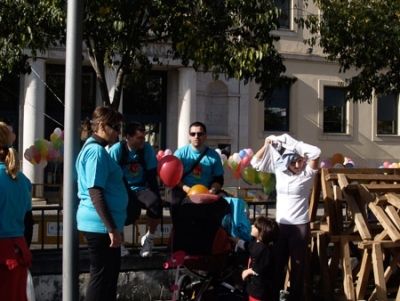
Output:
[230, 216, 280, 301]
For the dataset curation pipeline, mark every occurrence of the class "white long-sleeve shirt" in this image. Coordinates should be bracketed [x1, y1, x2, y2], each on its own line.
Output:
[251, 144, 318, 225]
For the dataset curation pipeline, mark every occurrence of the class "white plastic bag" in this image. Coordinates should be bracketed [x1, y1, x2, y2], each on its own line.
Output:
[26, 270, 36, 301]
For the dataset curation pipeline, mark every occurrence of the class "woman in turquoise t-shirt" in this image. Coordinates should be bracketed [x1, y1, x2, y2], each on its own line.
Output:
[0, 122, 33, 301]
[76, 106, 128, 301]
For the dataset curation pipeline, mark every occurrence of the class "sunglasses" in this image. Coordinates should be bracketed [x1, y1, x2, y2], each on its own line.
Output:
[106, 123, 122, 132]
[189, 132, 205, 137]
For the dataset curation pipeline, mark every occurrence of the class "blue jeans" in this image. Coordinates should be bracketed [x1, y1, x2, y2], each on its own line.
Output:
[83, 232, 121, 301]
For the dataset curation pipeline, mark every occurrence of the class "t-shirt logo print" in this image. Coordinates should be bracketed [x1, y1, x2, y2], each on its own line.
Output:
[192, 165, 202, 178]
[128, 162, 140, 176]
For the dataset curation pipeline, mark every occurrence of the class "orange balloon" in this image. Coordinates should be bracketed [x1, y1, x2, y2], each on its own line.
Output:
[187, 184, 209, 195]
[331, 153, 344, 166]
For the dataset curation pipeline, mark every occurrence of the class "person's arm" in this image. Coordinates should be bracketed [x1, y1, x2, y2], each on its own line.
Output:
[210, 175, 223, 194]
[24, 210, 34, 248]
[88, 187, 122, 247]
[250, 137, 278, 173]
[145, 168, 161, 197]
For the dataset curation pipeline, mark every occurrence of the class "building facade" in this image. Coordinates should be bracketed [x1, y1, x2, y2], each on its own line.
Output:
[0, 0, 399, 187]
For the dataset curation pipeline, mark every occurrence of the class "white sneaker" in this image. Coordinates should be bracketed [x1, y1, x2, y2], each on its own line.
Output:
[141, 233, 149, 246]
[121, 244, 130, 257]
[140, 235, 154, 257]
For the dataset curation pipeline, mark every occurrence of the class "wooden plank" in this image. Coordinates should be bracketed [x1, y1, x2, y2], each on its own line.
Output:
[333, 185, 344, 234]
[369, 203, 400, 242]
[338, 174, 372, 240]
[356, 249, 371, 300]
[386, 193, 400, 209]
[364, 184, 400, 193]
[369, 243, 387, 301]
[385, 206, 400, 231]
[315, 231, 333, 301]
[374, 229, 389, 241]
[341, 237, 356, 301]
[321, 168, 338, 235]
[358, 240, 400, 249]
[309, 174, 321, 223]
[358, 184, 376, 203]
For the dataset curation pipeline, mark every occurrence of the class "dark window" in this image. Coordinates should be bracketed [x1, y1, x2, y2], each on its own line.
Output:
[264, 84, 290, 132]
[0, 73, 20, 149]
[45, 64, 96, 139]
[122, 71, 167, 150]
[323, 86, 347, 133]
[275, 0, 291, 29]
[377, 94, 398, 135]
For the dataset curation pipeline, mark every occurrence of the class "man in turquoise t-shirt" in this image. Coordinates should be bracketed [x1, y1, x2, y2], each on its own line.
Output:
[109, 122, 162, 258]
[171, 121, 225, 206]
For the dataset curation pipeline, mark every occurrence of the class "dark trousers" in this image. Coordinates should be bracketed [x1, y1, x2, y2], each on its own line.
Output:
[83, 232, 121, 301]
[272, 223, 310, 301]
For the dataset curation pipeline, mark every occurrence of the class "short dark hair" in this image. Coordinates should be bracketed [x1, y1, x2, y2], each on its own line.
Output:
[125, 122, 146, 137]
[254, 216, 280, 245]
[189, 121, 207, 134]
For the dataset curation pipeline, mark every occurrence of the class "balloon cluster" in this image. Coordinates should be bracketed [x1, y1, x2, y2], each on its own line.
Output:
[380, 161, 400, 168]
[216, 148, 254, 180]
[24, 128, 64, 168]
[320, 153, 355, 168]
[242, 166, 276, 194]
[156, 149, 173, 161]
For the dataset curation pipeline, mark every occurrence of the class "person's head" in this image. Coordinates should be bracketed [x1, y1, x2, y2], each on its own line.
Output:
[275, 149, 305, 174]
[251, 216, 280, 245]
[0, 122, 19, 180]
[188, 121, 207, 150]
[288, 156, 306, 174]
[90, 106, 123, 144]
[125, 122, 146, 151]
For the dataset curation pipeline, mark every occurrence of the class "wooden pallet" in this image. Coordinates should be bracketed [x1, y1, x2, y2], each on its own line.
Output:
[310, 168, 400, 301]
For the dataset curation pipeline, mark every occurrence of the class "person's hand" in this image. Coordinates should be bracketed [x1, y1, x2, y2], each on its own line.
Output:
[228, 236, 239, 245]
[265, 138, 273, 146]
[242, 269, 253, 280]
[182, 185, 190, 193]
[109, 229, 122, 248]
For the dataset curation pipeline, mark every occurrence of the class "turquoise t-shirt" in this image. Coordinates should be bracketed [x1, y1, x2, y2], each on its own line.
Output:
[76, 138, 128, 233]
[0, 164, 32, 238]
[108, 141, 158, 191]
[174, 144, 224, 188]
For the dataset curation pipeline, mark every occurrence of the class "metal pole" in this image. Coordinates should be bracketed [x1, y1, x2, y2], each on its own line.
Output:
[63, 0, 83, 300]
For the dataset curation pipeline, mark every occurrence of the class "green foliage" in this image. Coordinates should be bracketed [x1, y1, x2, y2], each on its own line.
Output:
[0, 0, 295, 107]
[298, 0, 400, 103]
[0, 0, 66, 79]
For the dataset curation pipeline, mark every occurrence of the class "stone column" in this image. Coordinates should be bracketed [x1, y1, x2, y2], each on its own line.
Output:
[22, 58, 46, 186]
[177, 68, 196, 148]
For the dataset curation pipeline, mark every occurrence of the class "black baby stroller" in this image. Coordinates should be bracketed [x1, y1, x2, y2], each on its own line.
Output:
[164, 193, 247, 301]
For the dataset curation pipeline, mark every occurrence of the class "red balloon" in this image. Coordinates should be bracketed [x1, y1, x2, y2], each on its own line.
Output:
[158, 155, 183, 187]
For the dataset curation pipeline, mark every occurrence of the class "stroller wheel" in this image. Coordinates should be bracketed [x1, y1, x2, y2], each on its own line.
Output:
[178, 274, 193, 301]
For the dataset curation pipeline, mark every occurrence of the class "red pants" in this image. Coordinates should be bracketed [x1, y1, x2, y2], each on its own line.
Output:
[0, 255, 29, 301]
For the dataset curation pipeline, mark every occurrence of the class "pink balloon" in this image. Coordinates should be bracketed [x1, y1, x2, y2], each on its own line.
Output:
[320, 158, 333, 168]
[383, 161, 391, 168]
[164, 149, 172, 156]
[241, 155, 251, 166]
[157, 155, 183, 187]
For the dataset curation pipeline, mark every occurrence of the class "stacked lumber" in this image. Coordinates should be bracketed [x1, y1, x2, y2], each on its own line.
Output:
[310, 168, 400, 301]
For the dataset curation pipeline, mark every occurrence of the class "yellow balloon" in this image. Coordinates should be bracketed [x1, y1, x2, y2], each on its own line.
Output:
[242, 166, 256, 184]
[187, 184, 210, 195]
[258, 172, 271, 186]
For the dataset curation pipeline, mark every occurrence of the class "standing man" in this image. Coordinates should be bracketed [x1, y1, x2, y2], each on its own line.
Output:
[109, 122, 162, 258]
[169, 121, 225, 206]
